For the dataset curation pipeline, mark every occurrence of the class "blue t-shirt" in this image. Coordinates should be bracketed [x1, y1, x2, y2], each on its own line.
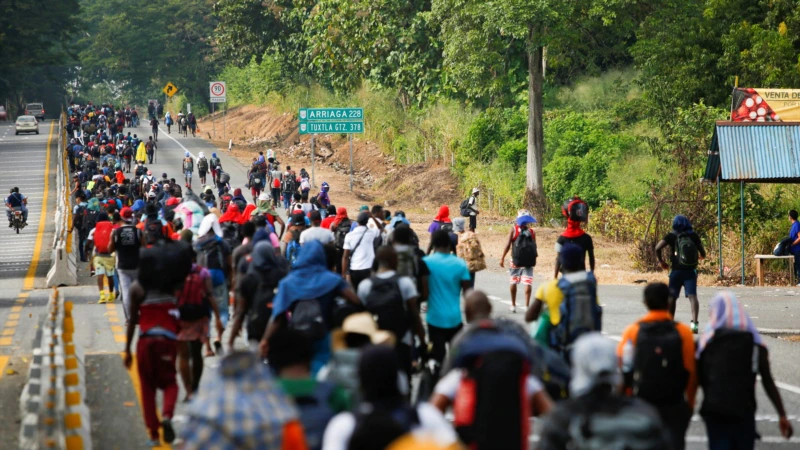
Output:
[423, 252, 470, 328]
[790, 221, 800, 254]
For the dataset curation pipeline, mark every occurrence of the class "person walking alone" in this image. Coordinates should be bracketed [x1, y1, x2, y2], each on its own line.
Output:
[655, 215, 706, 333]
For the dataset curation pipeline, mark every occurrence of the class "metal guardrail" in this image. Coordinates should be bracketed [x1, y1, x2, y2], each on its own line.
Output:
[19, 288, 92, 449]
[46, 114, 78, 287]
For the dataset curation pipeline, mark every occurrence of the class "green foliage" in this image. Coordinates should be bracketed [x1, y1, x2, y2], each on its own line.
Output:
[221, 53, 287, 106]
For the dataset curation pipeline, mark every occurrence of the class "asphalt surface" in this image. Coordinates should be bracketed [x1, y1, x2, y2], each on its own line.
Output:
[0, 119, 799, 448]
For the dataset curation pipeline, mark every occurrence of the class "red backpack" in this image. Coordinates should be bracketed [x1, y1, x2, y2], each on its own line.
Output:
[177, 266, 211, 321]
[272, 177, 281, 189]
[93, 221, 113, 254]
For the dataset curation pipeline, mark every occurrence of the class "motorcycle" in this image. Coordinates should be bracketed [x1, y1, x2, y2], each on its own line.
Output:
[11, 209, 25, 234]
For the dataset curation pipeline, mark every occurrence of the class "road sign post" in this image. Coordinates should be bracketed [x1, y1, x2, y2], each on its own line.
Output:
[209, 81, 226, 103]
[299, 107, 364, 189]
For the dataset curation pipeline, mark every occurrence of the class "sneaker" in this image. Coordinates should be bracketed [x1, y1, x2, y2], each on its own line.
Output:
[690, 321, 699, 334]
[106, 292, 115, 303]
[98, 292, 108, 304]
[509, 306, 516, 313]
[161, 419, 175, 443]
[145, 439, 160, 448]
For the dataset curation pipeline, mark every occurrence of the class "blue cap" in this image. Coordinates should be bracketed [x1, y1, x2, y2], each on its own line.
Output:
[131, 199, 145, 212]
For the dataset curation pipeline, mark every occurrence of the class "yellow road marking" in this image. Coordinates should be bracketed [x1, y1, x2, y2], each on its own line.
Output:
[17, 292, 29, 298]
[1, 329, 15, 336]
[0, 338, 13, 346]
[8, 314, 19, 321]
[23, 121, 54, 291]
[108, 317, 119, 323]
[0, 356, 9, 377]
[120, 353, 172, 449]
[105, 304, 116, 311]
[15, 299, 24, 304]
[11, 306, 22, 313]
[111, 325, 124, 333]
[113, 334, 126, 343]
[5, 321, 18, 328]
[107, 310, 118, 316]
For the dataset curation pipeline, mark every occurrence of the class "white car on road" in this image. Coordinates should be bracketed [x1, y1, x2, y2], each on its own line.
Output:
[15, 115, 39, 135]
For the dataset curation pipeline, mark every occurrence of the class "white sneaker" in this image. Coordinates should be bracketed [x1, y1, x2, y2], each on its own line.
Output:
[509, 306, 516, 313]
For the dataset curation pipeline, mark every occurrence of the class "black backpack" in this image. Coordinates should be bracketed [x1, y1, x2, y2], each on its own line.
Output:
[144, 217, 165, 245]
[699, 329, 758, 418]
[73, 205, 87, 231]
[631, 321, 688, 405]
[289, 299, 326, 340]
[774, 237, 793, 256]
[246, 280, 277, 343]
[334, 219, 352, 250]
[673, 232, 699, 268]
[512, 227, 538, 267]
[197, 158, 208, 172]
[82, 209, 99, 234]
[282, 176, 297, 193]
[459, 198, 471, 217]
[562, 196, 589, 222]
[439, 221, 453, 233]
[210, 157, 221, 169]
[364, 275, 409, 340]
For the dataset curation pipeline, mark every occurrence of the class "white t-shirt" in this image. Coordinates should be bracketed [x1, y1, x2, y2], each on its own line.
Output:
[433, 368, 543, 400]
[321, 403, 458, 450]
[357, 271, 419, 344]
[343, 226, 380, 270]
[300, 226, 335, 245]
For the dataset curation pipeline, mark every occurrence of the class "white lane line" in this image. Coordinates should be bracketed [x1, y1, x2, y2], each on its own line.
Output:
[159, 126, 197, 159]
[487, 294, 529, 311]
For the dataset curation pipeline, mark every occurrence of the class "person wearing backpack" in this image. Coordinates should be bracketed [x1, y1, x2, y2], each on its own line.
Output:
[342, 212, 384, 290]
[359, 246, 426, 388]
[194, 214, 233, 352]
[282, 167, 298, 210]
[71, 192, 90, 262]
[283, 213, 306, 266]
[268, 327, 349, 450]
[322, 345, 458, 450]
[300, 210, 335, 246]
[696, 292, 793, 449]
[500, 210, 538, 313]
[176, 250, 224, 400]
[196, 151, 209, 185]
[426, 205, 456, 254]
[87, 212, 115, 304]
[260, 240, 361, 375]
[554, 197, 595, 278]
[526, 243, 601, 360]
[538, 333, 671, 450]
[431, 291, 554, 450]
[453, 218, 485, 289]
[108, 207, 144, 320]
[423, 230, 471, 368]
[329, 207, 352, 274]
[209, 152, 221, 184]
[618, 282, 697, 450]
[181, 151, 194, 189]
[654, 215, 706, 334]
[459, 187, 480, 231]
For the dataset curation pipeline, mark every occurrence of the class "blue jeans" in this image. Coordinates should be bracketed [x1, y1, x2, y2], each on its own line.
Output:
[793, 251, 800, 283]
[213, 282, 229, 329]
[282, 193, 291, 210]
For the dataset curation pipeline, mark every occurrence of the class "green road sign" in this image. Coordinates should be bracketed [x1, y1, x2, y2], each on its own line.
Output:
[300, 121, 364, 134]
[299, 108, 363, 121]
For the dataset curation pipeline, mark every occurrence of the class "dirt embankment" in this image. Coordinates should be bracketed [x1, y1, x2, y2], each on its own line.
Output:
[198, 105, 652, 283]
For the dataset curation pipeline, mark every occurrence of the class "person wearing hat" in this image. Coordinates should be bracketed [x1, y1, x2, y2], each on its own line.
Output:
[539, 333, 670, 448]
[466, 187, 480, 230]
[194, 214, 233, 351]
[525, 243, 599, 349]
[500, 209, 538, 313]
[108, 207, 144, 320]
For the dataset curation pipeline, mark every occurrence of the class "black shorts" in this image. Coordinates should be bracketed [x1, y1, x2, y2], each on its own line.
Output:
[198, 170, 207, 178]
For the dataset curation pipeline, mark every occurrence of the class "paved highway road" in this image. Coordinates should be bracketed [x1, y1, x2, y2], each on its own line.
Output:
[0, 120, 798, 448]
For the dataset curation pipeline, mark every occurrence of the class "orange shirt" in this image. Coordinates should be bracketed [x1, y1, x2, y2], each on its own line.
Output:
[617, 310, 698, 408]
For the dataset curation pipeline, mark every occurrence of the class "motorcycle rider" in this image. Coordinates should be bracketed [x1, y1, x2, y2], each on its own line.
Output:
[5, 187, 28, 227]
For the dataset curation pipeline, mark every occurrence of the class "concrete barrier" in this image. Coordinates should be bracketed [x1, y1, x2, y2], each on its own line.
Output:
[47, 114, 78, 288]
[19, 289, 92, 450]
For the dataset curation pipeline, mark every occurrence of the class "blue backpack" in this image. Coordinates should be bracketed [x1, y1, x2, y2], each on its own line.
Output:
[285, 234, 302, 267]
[550, 273, 602, 361]
[292, 382, 337, 450]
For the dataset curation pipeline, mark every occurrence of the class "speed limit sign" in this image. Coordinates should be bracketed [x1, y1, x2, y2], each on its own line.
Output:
[209, 81, 226, 103]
